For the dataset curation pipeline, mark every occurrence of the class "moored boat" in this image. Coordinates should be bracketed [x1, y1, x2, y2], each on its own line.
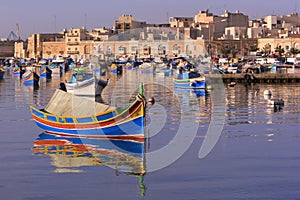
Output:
[65, 74, 109, 102]
[139, 62, 156, 73]
[22, 71, 40, 87]
[39, 65, 52, 79]
[0, 67, 5, 80]
[30, 83, 147, 139]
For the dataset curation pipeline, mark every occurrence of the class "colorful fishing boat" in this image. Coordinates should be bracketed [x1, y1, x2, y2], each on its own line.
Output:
[139, 62, 156, 73]
[30, 83, 146, 140]
[12, 65, 21, 76]
[174, 72, 206, 89]
[174, 77, 206, 89]
[22, 71, 40, 87]
[65, 73, 108, 102]
[39, 65, 52, 79]
[0, 67, 5, 80]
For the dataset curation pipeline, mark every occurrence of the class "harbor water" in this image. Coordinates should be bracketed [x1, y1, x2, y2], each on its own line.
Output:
[1, 69, 300, 199]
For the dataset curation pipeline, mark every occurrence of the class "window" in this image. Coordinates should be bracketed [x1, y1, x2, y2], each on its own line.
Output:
[98, 46, 103, 53]
[143, 45, 151, 55]
[118, 46, 126, 54]
[107, 46, 112, 55]
[158, 45, 166, 55]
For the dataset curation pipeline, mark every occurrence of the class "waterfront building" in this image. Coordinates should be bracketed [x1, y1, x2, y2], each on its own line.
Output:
[169, 17, 194, 28]
[26, 33, 64, 61]
[92, 27, 207, 61]
[258, 35, 300, 55]
[0, 41, 15, 58]
[114, 15, 146, 34]
[13, 11, 300, 62]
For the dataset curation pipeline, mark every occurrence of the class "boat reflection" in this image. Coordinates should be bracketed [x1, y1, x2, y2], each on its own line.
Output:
[32, 132, 147, 196]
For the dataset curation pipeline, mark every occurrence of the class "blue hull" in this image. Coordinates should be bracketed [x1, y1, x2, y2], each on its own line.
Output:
[174, 80, 206, 89]
[33, 116, 145, 137]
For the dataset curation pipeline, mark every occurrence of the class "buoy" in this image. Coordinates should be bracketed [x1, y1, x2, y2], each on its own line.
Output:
[228, 82, 236, 87]
[148, 97, 155, 105]
[264, 89, 272, 96]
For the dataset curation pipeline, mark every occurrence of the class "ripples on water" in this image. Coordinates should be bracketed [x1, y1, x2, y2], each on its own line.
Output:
[1, 70, 300, 199]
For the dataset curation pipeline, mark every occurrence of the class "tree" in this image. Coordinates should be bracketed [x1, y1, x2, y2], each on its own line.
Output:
[221, 45, 231, 58]
[261, 43, 271, 57]
[275, 45, 285, 57]
[248, 45, 259, 52]
[290, 47, 300, 57]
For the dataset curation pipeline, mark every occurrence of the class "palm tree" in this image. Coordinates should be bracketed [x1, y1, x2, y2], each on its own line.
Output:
[248, 45, 259, 52]
[275, 45, 285, 57]
[221, 45, 231, 58]
[290, 47, 300, 57]
[261, 43, 271, 57]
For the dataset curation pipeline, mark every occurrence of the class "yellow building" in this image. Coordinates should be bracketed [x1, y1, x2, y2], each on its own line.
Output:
[258, 36, 300, 54]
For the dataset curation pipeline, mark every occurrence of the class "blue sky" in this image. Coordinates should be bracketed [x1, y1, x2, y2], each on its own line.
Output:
[1, 0, 298, 40]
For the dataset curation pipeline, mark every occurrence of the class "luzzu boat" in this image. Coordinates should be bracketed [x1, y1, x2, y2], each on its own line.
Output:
[174, 72, 206, 89]
[12, 66, 21, 75]
[22, 71, 40, 86]
[0, 68, 5, 79]
[30, 83, 146, 140]
[65, 73, 109, 102]
[39, 65, 52, 79]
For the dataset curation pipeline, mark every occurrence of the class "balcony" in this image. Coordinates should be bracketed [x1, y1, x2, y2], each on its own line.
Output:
[67, 42, 79, 45]
[67, 50, 79, 54]
[67, 33, 79, 37]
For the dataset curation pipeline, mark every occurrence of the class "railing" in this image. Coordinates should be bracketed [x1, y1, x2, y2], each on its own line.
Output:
[67, 51, 79, 54]
[67, 33, 79, 37]
[67, 42, 79, 45]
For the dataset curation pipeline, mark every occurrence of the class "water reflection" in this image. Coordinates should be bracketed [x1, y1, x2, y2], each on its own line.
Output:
[32, 132, 147, 196]
[224, 82, 300, 140]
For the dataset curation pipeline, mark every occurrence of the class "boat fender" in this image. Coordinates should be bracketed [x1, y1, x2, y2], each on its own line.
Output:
[148, 97, 155, 105]
[190, 81, 196, 87]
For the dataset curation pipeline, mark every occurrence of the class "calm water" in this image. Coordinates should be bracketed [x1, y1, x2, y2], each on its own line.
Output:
[1, 69, 300, 200]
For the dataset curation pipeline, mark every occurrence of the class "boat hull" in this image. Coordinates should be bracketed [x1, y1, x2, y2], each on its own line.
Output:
[174, 78, 206, 89]
[30, 87, 146, 139]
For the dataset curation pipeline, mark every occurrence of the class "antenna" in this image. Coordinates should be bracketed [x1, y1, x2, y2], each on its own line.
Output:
[84, 13, 87, 29]
[54, 15, 57, 33]
[295, 0, 298, 13]
[16, 23, 20, 40]
[167, 12, 169, 22]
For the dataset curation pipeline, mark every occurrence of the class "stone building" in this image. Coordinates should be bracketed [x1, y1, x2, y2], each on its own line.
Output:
[258, 36, 300, 54]
[0, 41, 15, 58]
[27, 33, 64, 61]
[114, 15, 146, 34]
[92, 27, 207, 62]
[169, 17, 194, 28]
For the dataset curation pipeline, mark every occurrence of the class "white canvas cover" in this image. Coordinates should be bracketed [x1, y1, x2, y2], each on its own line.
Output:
[45, 89, 115, 116]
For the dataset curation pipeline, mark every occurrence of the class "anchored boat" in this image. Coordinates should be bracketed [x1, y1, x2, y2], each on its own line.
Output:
[30, 83, 147, 140]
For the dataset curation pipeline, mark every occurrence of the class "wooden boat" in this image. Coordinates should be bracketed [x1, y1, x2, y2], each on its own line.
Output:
[139, 62, 156, 73]
[174, 72, 206, 89]
[0, 67, 5, 80]
[30, 83, 146, 139]
[65, 74, 108, 102]
[39, 65, 52, 79]
[110, 62, 123, 74]
[12, 66, 21, 76]
[22, 71, 40, 86]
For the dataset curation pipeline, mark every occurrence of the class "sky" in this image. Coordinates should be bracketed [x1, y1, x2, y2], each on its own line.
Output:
[1, 0, 299, 40]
